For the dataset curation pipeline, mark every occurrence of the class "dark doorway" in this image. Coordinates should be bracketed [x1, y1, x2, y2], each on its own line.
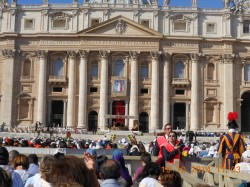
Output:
[112, 101, 125, 127]
[241, 92, 250, 132]
[88, 111, 98, 131]
[173, 103, 186, 130]
[139, 112, 149, 133]
[51, 100, 64, 127]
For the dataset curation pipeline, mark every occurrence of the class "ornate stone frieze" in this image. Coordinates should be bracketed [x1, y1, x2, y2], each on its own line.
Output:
[162, 41, 198, 48]
[19, 51, 36, 59]
[221, 54, 235, 64]
[1, 49, 15, 58]
[163, 52, 172, 61]
[115, 19, 126, 35]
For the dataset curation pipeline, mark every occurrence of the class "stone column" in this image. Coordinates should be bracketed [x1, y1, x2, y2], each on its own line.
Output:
[36, 50, 47, 125]
[163, 53, 171, 127]
[99, 51, 109, 130]
[125, 101, 129, 127]
[63, 100, 67, 128]
[67, 51, 77, 127]
[109, 101, 113, 127]
[222, 54, 235, 128]
[1, 49, 16, 126]
[186, 102, 190, 130]
[129, 51, 139, 130]
[150, 51, 161, 130]
[171, 102, 174, 125]
[77, 50, 89, 129]
[190, 53, 201, 130]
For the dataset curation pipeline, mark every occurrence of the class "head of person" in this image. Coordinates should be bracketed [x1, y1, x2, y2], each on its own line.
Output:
[241, 150, 250, 163]
[14, 154, 29, 170]
[140, 162, 161, 179]
[168, 131, 178, 144]
[9, 150, 20, 167]
[49, 155, 89, 187]
[28, 154, 39, 165]
[0, 147, 9, 165]
[227, 112, 239, 129]
[86, 148, 97, 159]
[140, 152, 152, 166]
[158, 170, 182, 187]
[164, 124, 172, 135]
[0, 167, 12, 187]
[100, 159, 121, 180]
[39, 155, 57, 182]
[96, 155, 108, 179]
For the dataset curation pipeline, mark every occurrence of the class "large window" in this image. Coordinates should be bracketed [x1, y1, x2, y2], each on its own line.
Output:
[23, 60, 31, 77]
[207, 63, 215, 80]
[141, 61, 149, 79]
[245, 64, 250, 81]
[243, 20, 250, 34]
[53, 59, 64, 76]
[115, 59, 124, 76]
[91, 61, 98, 77]
[175, 61, 184, 78]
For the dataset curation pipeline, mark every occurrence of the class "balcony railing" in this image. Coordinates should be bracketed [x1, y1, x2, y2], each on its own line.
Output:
[20, 76, 34, 82]
[48, 76, 67, 83]
[172, 78, 190, 86]
[204, 79, 219, 84]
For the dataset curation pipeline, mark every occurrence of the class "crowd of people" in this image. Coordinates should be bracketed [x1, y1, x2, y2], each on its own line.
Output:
[0, 111, 250, 186]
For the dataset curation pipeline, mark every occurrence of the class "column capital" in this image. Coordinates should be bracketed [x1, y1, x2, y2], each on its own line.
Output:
[129, 51, 140, 60]
[79, 50, 89, 59]
[221, 54, 235, 64]
[163, 52, 172, 61]
[67, 51, 78, 59]
[36, 50, 48, 59]
[190, 53, 204, 62]
[150, 51, 162, 59]
[99, 50, 110, 59]
[2, 49, 16, 59]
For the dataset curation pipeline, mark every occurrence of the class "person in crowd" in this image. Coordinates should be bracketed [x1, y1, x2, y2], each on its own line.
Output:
[218, 112, 246, 170]
[86, 148, 97, 159]
[198, 145, 209, 158]
[158, 170, 182, 187]
[0, 146, 23, 187]
[100, 159, 121, 187]
[132, 152, 151, 184]
[153, 124, 172, 156]
[159, 131, 182, 165]
[138, 142, 146, 155]
[112, 150, 133, 187]
[0, 166, 12, 187]
[9, 150, 20, 168]
[49, 153, 100, 187]
[148, 141, 154, 154]
[25, 155, 56, 187]
[96, 155, 108, 184]
[27, 154, 39, 176]
[138, 162, 163, 187]
[14, 154, 33, 185]
[129, 147, 140, 156]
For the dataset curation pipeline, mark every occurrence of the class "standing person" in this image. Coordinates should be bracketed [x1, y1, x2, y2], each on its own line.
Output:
[159, 131, 182, 165]
[27, 154, 39, 176]
[218, 112, 246, 170]
[153, 124, 172, 156]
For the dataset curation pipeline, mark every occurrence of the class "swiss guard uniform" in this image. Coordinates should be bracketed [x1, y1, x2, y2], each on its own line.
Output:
[218, 112, 246, 170]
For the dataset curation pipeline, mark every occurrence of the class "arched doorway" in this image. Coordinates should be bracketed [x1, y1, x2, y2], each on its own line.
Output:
[112, 101, 125, 127]
[173, 103, 186, 130]
[139, 112, 149, 133]
[51, 100, 64, 127]
[241, 91, 250, 132]
[88, 111, 98, 131]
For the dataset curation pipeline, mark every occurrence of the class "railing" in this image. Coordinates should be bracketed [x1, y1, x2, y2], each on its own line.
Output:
[48, 75, 67, 83]
[242, 81, 250, 87]
[172, 78, 190, 85]
[18, 5, 42, 8]
[20, 76, 34, 82]
[205, 79, 219, 84]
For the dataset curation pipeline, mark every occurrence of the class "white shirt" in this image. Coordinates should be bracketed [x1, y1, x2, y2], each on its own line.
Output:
[139, 177, 163, 187]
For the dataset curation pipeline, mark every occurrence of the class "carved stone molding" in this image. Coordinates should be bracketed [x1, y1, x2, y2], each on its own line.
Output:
[190, 53, 204, 62]
[150, 51, 161, 59]
[41, 10, 48, 16]
[129, 51, 140, 60]
[67, 51, 77, 59]
[2, 49, 15, 58]
[99, 51, 110, 59]
[83, 9, 89, 16]
[153, 11, 158, 17]
[103, 9, 109, 16]
[19, 51, 36, 59]
[221, 54, 235, 64]
[36, 50, 48, 59]
[223, 14, 231, 21]
[163, 52, 172, 61]
[115, 19, 126, 35]
[72, 10, 77, 17]
[79, 50, 89, 59]
[134, 10, 139, 17]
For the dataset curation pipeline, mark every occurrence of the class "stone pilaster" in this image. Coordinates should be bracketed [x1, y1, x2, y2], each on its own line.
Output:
[67, 51, 77, 127]
[190, 53, 201, 130]
[150, 51, 161, 130]
[77, 50, 89, 129]
[1, 49, 16, 126]
[162, 53, 171, 128]
[222, 54, 235, 128]
[99, 51, 109, 130]
[36, 50, 47, 125]
[129, 51, 139, 130]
